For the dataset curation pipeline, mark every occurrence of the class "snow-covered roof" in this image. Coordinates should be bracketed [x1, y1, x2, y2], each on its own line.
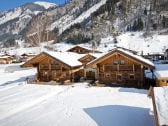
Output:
[45, 51, 85, 67]
[117, 48, 154, 67]
[154, 64, 168, 78]
[89, 53, 105, 59]
[154, 87, 168, 125]
[0, 56, 12, 59]
[87, 48, 154, 68]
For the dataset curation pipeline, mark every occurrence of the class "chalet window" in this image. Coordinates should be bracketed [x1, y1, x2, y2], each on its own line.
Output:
[162, 80, 165, 83]
[130, 74, 134, 79]
[113, 60, 118, 65]
[106, 73, 110, 78]
[167, 80, 168, 83]
[117, 74, 122, 81]
[120, 60, 125, 65]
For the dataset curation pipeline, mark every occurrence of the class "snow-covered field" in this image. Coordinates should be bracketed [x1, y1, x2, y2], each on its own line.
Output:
[0, 63, 154, 126]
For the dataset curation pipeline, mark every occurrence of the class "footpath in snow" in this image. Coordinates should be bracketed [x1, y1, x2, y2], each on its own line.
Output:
[0, 64, 154, 126]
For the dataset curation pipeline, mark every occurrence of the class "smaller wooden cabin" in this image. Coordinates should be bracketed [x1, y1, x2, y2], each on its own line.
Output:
[67, 45, 101, 54]
[154, 64, 168, 86]
[0, 56, 13, 64]
[149, 87, 168, 126]
[21, 51, 84, 83]
[87, 48, 155, 87]
[21, 53, 36, 62]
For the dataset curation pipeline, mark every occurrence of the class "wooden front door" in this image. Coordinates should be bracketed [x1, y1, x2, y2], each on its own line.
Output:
[40, 71, 50, 82]
[86, 71, 95, 80]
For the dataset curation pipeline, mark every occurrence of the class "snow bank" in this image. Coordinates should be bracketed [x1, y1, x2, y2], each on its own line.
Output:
[154, 87, 168, 125]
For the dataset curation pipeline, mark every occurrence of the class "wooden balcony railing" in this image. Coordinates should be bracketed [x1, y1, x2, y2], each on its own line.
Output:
[51, 65, 61, 70]
[40, 65, 49, 70]
[104, 65, 117, 71]
[119, 65, 133, 71]
[104, 65, 133, 71]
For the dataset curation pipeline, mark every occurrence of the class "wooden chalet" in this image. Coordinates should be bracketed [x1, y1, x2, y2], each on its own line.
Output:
[0, 56, 13, 64]
[87, 48, 155, 87]
[149, 87, 168, 126]
[21, 52, 85, 83]
[67, 45, 102, 54]
[154, 64, 168, 86]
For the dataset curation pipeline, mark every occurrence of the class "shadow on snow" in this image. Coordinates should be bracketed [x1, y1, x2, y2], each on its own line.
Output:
[84, 105, 154, 126]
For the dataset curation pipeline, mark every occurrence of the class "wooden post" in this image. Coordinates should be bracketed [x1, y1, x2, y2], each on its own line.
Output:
[133, 64, 135, 72]
[140, 65, 144, 87]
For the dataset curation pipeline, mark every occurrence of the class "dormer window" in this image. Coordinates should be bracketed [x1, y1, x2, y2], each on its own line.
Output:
[120, 60, 125, 65]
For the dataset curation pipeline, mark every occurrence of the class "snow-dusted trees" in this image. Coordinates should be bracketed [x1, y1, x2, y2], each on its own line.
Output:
[25, 14, 52, 48]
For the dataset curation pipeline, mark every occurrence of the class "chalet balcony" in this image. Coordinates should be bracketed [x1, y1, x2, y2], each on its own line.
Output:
[51, 65, 61, 70]
[40, 65, 49, 70]
[104, 65, 133, 71]
[119, 65, 133, 71]
[104, 65, 117, 71]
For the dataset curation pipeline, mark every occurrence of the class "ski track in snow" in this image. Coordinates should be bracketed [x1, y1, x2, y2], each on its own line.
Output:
[0, 85, 67, 120]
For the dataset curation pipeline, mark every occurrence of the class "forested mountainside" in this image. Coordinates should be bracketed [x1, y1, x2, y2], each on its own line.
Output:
[0, 0, 168, 48]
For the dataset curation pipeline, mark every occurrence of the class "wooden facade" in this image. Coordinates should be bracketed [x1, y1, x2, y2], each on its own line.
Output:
[79, 54, 96, 66]
[21, 52, 82, 83]
[67, 45, 101, 54]
[155, 77, 168, 86]
[78, 54, 97, 80]
[87, 49, 154, 87]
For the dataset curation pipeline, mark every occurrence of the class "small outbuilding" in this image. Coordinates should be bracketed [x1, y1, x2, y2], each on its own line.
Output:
[67, 45, 102, 54]
[0, 56, 13, 64]
[154, 64, 168, 86]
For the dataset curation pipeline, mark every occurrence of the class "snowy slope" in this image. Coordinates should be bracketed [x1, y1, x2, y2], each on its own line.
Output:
[96, 32, 168, 55]
[51, 0, 107, 34]
[34, 1, 57, 9]
[0, 8, 22, 25]
[154, 87, 168, 126]
[0, 63, 154, 126]
[0, 2, 57, 42]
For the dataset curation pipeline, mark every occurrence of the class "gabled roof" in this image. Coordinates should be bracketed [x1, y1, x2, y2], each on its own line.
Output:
[87, 48, 154, 69]
[22, 51, 85, 68]
[0, 56, 13, 59]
